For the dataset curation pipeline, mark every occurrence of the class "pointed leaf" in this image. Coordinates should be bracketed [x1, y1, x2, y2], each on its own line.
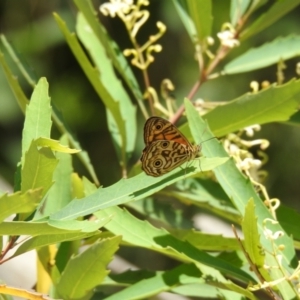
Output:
[166, 178, 239, 223]
[56, 236, 121, 300]
[35, 137, 80, 153]
[0, 189, 43, 222]
[21, 140, 58, 199]
[34, 135, 74, 218]
[11, 231, 98, 260]
[22, 77, 52, 165]
[186, 0, 212, 44]
[172, 0, 198, 44]
[203, 79, 300, 137]
[53, 13, 127, 167]
[242, 199, 265, 268]
[184, 99, 297, 298]
[96, 206, 254, 283]
[241, 0, 300, 40]
[224, 35, 300, 74]
[230, 0, 251, 26]
[0, 218, 106, 236]
[50, 156, 228, 221]
[52, 103, 99, 185]
[0, 48, 29, 113]
[126, 197, 193, 229]
[104, 264, 202, 300]
[277, 204, 300, 240]
[73, 0, 143, 106]
[171, 229, 240, 251]
[76, 12, 137, 162]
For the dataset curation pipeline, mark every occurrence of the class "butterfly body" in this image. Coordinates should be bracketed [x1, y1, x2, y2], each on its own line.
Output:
[141, 117, 201, 177]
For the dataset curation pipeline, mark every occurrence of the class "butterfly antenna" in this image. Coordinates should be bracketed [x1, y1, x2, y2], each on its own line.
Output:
[197, 136, 218, 172]
[198, 124, 218, 146]
[200, 136, 218, 145]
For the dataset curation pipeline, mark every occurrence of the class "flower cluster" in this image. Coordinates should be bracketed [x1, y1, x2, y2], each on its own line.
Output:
[223, 125, 269, 182]
[217, 23, 240, 48]
[100, 0, 166, 70]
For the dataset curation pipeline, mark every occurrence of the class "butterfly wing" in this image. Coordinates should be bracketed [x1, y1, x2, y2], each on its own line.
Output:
[143, 116, 191, 146]
[141, 140, 195, 177]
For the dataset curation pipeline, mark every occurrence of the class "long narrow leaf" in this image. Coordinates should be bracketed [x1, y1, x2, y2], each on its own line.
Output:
[56, 237, 121, 299]
[96, 206, 255, 284]
[186, 0, 212, 44]
[241, 0, 300, 40]
[0, 189, 43, 223]
[73, 0, 144, 105]
[204, 79, 300, 137]
[224, 35, 300, 74]
[53, 13, 127, 168]
[0, 49, 29, 113]
[50, 156, 228, 221]
[21, 78, 52, 165]
[184, 99, 297, 299]
[76, 12, 136, 165]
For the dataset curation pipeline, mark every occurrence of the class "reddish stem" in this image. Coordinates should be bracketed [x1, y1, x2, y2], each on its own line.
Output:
[0, 236, 17, 264]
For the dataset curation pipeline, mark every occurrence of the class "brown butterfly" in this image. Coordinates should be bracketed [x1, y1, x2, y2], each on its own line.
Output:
[140, 116, 201, 177]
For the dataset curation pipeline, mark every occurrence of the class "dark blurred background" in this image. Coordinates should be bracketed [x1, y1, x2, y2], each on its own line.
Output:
[0, 0, 300, 210]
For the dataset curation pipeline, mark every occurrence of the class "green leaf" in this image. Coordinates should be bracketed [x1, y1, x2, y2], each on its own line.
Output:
[106, 269, 156, 285]
[277, 204, 300, 240]
[73, 0, 144, 111]
[185, 97, 210, 145]
[166, 189, 239, 223]
[230, 0, 250, 26]
[0, 219, 106, 236]
[186, 0, 212, 44]
[172, 0, 214, 50]
[1, 39, 99, 185]
[104, 266, 254, 300]
[71, 173, 85, 199]
[0, 48, 29, 114]
[82, 176, 97, 196]
[35, 137, 80, 153]
[52, 98, 100, 185]
[172, 0, 198, 44]
[0, 189, 43, 223]
[50, 156, 228, 221]
[11, 231, 98, 260]
[104, 264, 202, 300]
[241, 0, 300, 40]
[242, 199, 265, 269]
[96, 207, 254, 283]
[54, 240, 81, 274]
[37, 246, 60, 284]
[172, 282, 249, 299]
[95, 207, 253, 295]
[170, 229, 240, 251]
[285, 110, 300, 126]
[21, 77, 52, 166]
[76, 12, 136, 164]
[34, 135, 73, 219]
[56, 236, 121, 300]
[53, 13, 128, 168]
[48, 218, 110, 232]
[165, 178, 239, 223]
[184, 100, 297, 298]
[224, 35, 300, 74]
[21, 140, 58, 199]
[2, 217, 110, 259]
[204, 79, 300, 137]
[126, 197, 193, 229]
[217, 251, 244, 269]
